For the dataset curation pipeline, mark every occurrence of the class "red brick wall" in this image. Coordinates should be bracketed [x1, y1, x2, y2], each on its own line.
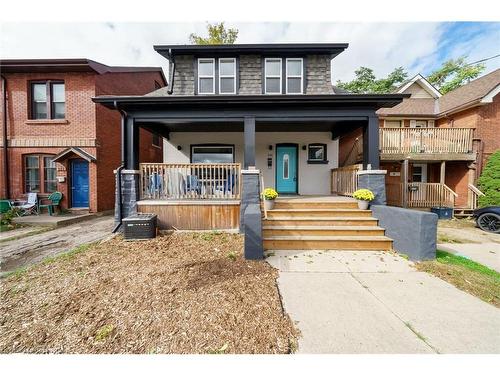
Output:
[0, 69, 165, 211]
[94, 72, 164, 211]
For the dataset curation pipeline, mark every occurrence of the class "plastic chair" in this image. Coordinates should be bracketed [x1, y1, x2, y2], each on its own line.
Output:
[18, 193, 38, 216]
[0, 200, 13, 214]
[39, 191, 62, 216]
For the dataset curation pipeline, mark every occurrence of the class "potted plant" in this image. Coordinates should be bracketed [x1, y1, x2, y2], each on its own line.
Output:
[352, 189, 375, 209]
[263, 188, 278, 210]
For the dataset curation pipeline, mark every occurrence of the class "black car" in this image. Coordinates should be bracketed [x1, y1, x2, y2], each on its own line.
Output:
[473, 206, 500, 234]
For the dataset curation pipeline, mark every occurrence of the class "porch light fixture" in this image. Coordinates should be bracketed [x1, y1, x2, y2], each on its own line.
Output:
[177, 145, 182, 150]
[302, 145, 307, 150]
[268, 145, 273, 150]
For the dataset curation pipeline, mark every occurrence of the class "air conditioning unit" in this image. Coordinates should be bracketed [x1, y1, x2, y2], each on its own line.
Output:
[122, 213, 157, 240]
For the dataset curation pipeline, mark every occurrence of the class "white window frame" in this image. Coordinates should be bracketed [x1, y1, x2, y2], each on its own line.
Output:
[285, 58, 304, 94]
[264, 58, 282, 94]
[197, 58, 215, 95]
[218, 58, 237, 95]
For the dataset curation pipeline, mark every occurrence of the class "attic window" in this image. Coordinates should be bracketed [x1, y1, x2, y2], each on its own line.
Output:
[197, 58, 215, 94]
[264, 58, 282, 94]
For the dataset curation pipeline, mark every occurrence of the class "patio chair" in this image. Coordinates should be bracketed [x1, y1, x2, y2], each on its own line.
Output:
[18, 193, 38, 216]
[0, 199, 13, 214]
[39, 191, 62, 216]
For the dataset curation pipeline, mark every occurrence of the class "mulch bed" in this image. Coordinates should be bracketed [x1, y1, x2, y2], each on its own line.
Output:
[0, 232, 298, 354]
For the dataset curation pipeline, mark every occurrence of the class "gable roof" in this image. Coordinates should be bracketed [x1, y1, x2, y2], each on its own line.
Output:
[438, 68, 500, 114]
[395, 73, 442, 98]
[378, 68, 500, 117]
[0, 58, 167, 85]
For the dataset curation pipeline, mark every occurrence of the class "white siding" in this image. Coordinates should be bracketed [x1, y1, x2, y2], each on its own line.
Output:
[163, 132, 339, 195]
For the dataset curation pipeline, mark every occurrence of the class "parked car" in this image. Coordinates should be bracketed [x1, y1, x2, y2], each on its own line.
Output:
[473, 206, 500, 234]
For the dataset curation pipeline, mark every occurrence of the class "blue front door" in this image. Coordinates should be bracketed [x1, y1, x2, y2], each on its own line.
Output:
[71, 160, 89, 208]
[276, 145, 298, 194]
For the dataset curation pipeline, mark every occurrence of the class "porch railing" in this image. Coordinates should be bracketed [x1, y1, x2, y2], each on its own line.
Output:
[330, 164, 362, 196]
[140, 163, 241, 200]
[386, 182, 458, 208]
[468, 184, 485, 210]
[380, 128, 474, 154]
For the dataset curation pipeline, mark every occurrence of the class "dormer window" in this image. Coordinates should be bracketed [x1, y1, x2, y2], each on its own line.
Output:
[286, 58, 303, 94]
[219, 58, 236, 94]
[264, 58, 282, 94]
[197, 58, 215, 94]
[197, 58, 237, 95]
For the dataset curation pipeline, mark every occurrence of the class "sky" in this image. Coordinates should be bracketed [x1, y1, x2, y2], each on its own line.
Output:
[1, 22, 499, 83]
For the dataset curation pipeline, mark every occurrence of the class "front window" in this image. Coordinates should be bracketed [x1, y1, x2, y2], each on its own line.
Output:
[191, 145, 234, 163]
[264, 58, 282, 94]
[308, 144, 327, 162]
[24, 155, 57, 193]
[30, 81, 65, 119]
[197, 58, 215, 94]
[385, 120, 402, 128]
[286, 58, 303, 94]
[219, 58, 236, 94]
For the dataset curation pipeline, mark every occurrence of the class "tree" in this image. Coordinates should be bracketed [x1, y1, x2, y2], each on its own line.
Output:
[336, 66, 408, 94]
[477, 151, 500, 207]
[189, 22, 238, 45]
[426, 56, 485, 94]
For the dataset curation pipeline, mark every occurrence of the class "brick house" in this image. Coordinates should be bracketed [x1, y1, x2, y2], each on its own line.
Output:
[340, 69, 500, 214]
[0, 59, 166, 212]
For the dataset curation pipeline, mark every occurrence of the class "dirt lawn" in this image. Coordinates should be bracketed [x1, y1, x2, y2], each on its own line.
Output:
[0, 232, 297, 354]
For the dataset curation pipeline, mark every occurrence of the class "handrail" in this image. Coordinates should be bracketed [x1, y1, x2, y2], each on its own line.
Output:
[468, 184, 484, 210]
[330, 164, 362, 196]
[443, 184, 458, 197]
[468, 184, 484, 196]
[387, 182, 457, 208]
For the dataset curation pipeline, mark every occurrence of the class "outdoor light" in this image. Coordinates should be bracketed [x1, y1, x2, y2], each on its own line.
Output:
[177, 145, 182, 150]
[268, 145, 273, 150]
[302, 145, 307, 150]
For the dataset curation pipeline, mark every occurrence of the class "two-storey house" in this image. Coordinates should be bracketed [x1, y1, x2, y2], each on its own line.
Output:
[0, 59, 166, 213]
[93, 43, 407, 257]
[376, 70, 500, 214]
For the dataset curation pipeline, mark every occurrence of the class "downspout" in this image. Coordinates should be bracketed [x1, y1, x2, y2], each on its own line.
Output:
[112, 101, 127, 233]
[1, 75, 10, 199]
[167, 49, 175, 95]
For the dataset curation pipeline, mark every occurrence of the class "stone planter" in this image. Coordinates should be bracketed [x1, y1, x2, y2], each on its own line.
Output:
[264, 199, 275, 211]
[357, 200, 370, 210]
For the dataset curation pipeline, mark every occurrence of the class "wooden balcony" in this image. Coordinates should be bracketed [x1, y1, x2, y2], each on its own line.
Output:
[386, 182, 458, 208]
[380, 128, 476, 161]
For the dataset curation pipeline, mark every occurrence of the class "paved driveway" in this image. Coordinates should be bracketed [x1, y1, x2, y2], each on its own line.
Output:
[267, 250, 500, 354]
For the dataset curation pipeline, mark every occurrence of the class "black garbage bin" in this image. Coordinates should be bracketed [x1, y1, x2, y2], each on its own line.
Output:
[431, 206, 453, 220]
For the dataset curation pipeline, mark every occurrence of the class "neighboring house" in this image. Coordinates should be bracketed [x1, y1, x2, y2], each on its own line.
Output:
[0, 59, 166, 212]
[93, 43, 406, 255]
[339, 69, 500, 214]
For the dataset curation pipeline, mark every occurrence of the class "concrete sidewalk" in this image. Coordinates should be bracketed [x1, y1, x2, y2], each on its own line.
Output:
[439, 243, 500, 272]
[267, 250, 500, 354]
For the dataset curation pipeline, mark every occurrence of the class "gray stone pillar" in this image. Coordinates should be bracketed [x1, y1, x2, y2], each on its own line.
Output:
[357, 169, 387, 206]
[240, 169, 263, 260]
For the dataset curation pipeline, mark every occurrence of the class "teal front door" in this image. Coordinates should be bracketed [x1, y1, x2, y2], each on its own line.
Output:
[276, 145, 298, 194]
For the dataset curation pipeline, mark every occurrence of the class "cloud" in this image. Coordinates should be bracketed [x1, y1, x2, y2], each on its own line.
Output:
[1, 22, 498, 83]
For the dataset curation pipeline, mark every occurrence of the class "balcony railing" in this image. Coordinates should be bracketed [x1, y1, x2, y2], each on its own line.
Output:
[380, 128, 474, 155]
[386, 182, 458, 208]
[330, 164, 362, 196]
[140, 163, 241, 200]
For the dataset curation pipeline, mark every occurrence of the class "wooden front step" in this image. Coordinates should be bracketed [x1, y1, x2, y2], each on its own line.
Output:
[263, 226, 385, 237]
[273, 201, 358, 209]
[263, 217, 379, 226]
[266, 209, 372, 218]
[263, 236, 393, 251]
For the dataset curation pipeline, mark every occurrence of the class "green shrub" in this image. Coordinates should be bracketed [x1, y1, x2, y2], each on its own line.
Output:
[0, 208, 20, 227]
[478, 150, 500, 207]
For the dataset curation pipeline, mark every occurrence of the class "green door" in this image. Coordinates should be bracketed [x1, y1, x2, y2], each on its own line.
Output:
[276, 145, 298, 194]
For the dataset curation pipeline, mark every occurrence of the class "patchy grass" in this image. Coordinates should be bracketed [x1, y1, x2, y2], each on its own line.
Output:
[438, 217, 476, 229]
[437, 233, 465, 244]
[416, 250, 500, 307]
[0, 233, 297, 354]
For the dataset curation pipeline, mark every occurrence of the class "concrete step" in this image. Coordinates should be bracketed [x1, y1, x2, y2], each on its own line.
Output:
[263, 225, 385, 237]
[273, 201, 358, 209]
[263, 235, 393, 251]
[263, 217, 379, 226]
